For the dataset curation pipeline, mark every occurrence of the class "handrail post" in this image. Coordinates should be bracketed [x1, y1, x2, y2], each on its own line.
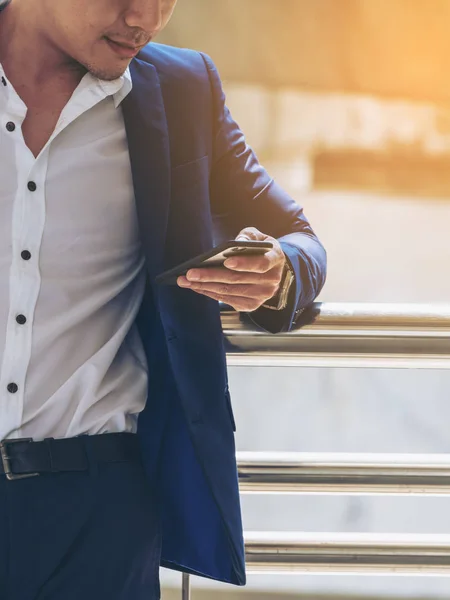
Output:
[182, 573, 191, 600]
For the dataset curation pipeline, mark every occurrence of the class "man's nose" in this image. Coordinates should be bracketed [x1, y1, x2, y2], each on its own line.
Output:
[124, 0, 163, 34]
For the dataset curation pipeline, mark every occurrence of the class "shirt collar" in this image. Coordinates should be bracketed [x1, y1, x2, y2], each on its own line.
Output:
[96, 65, 133, 108]
[0, 62, 133, 109]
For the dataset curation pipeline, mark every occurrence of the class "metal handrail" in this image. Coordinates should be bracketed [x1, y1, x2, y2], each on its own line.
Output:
[180, 304, 450, 596]
[181, 533, 450, 596]
[237, 452, 450, 495]
[245, 532, 450, 574]
[221, 302, 450, 368]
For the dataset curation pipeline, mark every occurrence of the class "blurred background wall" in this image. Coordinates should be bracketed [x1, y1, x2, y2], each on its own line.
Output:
[156, 2, 450, 598]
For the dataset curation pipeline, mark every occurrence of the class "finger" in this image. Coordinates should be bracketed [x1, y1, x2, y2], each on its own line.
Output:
[190, 289, 264, 312]
[235, 227, 264, 241]
[180, 269, 270, 285]
[223, 250, 284, 273]
[188, 281, 280, 299]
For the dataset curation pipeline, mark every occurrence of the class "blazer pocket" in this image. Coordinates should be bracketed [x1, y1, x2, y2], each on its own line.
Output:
[225, 387, 237, 432]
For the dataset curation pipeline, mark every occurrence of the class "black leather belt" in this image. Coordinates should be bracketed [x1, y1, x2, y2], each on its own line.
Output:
[0, 433, 141, 481]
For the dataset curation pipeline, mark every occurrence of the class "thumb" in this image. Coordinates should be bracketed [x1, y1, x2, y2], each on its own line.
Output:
[235, 227, 263, 242]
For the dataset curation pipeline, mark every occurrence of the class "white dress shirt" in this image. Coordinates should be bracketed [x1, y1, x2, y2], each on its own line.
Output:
[0, 64, 149, 442]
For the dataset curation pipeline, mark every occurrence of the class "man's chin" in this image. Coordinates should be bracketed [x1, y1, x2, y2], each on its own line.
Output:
[77, 45, 133, 81]
[94, 68, 129, 81]
[84, 61, 130, 82]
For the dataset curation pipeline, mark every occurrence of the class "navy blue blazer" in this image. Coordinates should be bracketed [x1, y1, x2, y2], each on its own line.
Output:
[121, 43, 327, 586]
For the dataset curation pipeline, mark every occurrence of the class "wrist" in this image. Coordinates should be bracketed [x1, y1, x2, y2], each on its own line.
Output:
[262, 258, 294, 311]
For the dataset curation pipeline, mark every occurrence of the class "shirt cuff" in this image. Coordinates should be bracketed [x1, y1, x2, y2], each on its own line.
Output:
[261, 257, 295, 311]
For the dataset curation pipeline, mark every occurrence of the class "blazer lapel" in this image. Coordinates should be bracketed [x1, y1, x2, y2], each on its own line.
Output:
[122, 58, 171, 280]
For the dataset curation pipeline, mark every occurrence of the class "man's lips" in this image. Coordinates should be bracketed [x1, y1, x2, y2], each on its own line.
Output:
[105, 38, 143, 58]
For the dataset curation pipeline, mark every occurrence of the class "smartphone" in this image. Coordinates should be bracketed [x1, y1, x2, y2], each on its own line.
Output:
[155, 240, 273, 285]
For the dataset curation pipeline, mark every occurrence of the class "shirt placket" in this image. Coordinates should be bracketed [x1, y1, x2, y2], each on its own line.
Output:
[0, 77, 47, 439]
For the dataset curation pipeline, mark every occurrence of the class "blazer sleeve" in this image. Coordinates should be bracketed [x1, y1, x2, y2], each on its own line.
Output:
[200, 53, 327, 334]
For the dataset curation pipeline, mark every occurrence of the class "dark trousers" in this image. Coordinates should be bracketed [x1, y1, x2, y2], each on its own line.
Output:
[0, 438, 162, 600]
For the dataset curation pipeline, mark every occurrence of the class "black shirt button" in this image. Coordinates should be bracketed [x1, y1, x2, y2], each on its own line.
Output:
[1, 76, 6, 86]
[27, 181, 37, 192]
[21, 250, 31, 260]
[7, 383, 18, 394]
[6, 121, 15, 132]
[16, 314, 26, 325]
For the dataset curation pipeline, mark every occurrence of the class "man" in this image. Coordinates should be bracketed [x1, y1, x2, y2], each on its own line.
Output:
[0, 0, 326, 598]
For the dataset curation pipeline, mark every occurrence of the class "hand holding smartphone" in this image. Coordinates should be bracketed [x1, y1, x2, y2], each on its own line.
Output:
[155, 240, 273, 285]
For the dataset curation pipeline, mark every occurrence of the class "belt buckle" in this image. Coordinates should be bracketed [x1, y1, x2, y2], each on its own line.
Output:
[0, 438, 40, 481]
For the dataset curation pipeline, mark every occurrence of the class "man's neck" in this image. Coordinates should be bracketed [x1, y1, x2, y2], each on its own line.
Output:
[0, 0, 85, 95]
